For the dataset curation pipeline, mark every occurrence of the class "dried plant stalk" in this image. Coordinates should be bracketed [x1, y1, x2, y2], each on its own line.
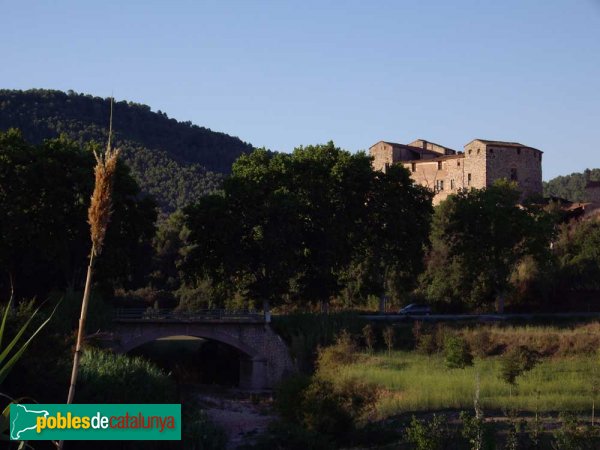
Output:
[64, 99, 119, 417]
[88, 145, 120, 255]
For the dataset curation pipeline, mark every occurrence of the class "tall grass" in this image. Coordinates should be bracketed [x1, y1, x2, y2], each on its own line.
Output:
[336, 351, 598, 418]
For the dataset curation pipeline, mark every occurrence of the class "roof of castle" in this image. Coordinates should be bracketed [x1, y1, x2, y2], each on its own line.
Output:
[371, 141, 443, 158]
[401, 153, 465, 164]
[408, 139, 458, 153]
[467, 139, 542, 152]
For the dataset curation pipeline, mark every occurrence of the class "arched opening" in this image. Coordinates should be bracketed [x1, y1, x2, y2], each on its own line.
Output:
[126, 335, 265, 389]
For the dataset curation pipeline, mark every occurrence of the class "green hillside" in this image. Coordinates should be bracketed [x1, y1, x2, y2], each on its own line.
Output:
[0, 89, 254, 213]
[543, 168, 600, 202]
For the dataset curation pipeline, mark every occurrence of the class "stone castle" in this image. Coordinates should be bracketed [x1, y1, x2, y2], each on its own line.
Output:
[370, 138, 543, 204]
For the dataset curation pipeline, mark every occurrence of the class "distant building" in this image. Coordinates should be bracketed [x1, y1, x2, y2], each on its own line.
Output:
[370, 138, 543, 204]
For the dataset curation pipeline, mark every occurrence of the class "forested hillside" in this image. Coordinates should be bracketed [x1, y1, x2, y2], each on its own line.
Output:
[0, 89, 254, 213]
[543, 168, 600, 202]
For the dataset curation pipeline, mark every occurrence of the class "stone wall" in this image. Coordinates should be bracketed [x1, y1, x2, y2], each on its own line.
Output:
[402, 155, 467, 204]
[371, 138, 543, 204]
[482, 143, 543, 198]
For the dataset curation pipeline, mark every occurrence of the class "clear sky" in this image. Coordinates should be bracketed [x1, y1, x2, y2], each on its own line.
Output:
[1, 0, 599, 179]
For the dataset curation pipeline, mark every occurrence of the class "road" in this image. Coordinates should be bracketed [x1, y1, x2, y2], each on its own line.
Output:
[360, 312, 600, 322]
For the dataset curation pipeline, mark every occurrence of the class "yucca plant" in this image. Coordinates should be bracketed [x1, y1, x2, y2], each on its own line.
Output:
[0, 298, 58, 444]
[65, 101, 119, 406]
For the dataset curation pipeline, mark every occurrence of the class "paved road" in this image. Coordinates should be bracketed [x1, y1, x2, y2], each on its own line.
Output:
[361, 312, 600, 322]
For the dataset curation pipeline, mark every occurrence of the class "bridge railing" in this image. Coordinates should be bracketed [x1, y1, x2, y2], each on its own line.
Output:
[114, 308, 265, 322]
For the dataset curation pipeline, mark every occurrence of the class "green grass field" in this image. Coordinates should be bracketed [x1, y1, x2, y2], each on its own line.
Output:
[335, 351, 599, 418]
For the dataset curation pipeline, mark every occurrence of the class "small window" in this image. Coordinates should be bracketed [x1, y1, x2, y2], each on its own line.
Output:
[450, 179, 455, 190]
[510, 168, 518, 181]
[440, 180, 444, 191]
[435, 180, 444, 192]
[467, 173, 472, 186]
[411, 162, 416, 172]
[517, 148, 521, 155]
[477, 149, 480, 155]
[457, 160, 461, 167]
[489, 148, 494, 154]
[437, 161, 442, 170]
[468, 149, 472, 155]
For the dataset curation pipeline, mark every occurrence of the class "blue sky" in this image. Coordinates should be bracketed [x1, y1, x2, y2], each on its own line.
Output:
[1, 0, 599, 179]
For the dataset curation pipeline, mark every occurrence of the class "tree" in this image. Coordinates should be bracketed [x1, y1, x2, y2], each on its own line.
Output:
[185, 149, 302, 314]
[0, 129, 157, 300]
[420, 180, 555, 312]
[184, 142, 434, 312]
[355, 164, 433, 310]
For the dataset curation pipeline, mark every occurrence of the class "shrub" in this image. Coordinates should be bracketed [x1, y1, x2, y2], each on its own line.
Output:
[460, 411, 495, 450]
[362, 324, 376, 352]
[316, 330, 358, 373]
[239, 421, 332, 450]
[499, 346, 539, 387]
[551, 412, 600, 450]
[275, 374, 312, 422]
[77, 348, 177, 403]
[405, 414, 453, 450]
[444, 336, 473, 369]
[382, 326, 395, 355]
[182, 405, 228, 450]
[300, 377, 377, 443]
[416, 333, 438, 355]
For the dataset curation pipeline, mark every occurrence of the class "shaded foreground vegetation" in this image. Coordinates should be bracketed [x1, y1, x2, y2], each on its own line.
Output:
[249, 319, 600, 449]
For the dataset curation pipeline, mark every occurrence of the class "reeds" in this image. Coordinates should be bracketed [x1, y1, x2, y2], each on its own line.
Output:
[65, 98, 119, 410]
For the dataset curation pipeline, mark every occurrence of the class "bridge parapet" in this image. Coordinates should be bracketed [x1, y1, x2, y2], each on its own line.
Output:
[111, 310, 293, 390]
[115, 308, 265, 323]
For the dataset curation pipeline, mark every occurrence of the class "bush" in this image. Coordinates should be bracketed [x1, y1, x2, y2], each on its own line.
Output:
[362, 324, 376, 352]
[382, 326, 395, 354]
[300, 377, 377, 442]
[552, 412, 600, 450]
[499, 346, 539, 386]
[275, 374, 312, 422]
[77, 348, 177, 403]
[182, 405, 228, 450]
[239, 421, 332, 450]
[444, 336, 473, 369]
[416, 333, 438, 355]
[274, 373, 377, 445]
[316, 330, 358, 373]
[405, 414, 453, 450]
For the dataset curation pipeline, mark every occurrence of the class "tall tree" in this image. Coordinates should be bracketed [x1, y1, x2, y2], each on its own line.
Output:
[184, 142, 434, 312]
[420, 180, 554, 312]
[0, 129, 157, 300]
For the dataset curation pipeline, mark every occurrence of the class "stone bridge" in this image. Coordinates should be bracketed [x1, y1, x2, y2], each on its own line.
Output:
[110, 310, 294, 390]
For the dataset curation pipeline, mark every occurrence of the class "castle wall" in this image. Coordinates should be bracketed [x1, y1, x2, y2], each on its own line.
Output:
[483, 144, 543, 198]
[463, 141, 488, 191]
[371, 138, 543, 205]
[408, 139, 454, 156]
[402, 156, 466, 204]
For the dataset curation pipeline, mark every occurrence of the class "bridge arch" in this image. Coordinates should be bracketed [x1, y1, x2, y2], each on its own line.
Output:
[119, 328, 260, 358]
[111, 320, 294, 390]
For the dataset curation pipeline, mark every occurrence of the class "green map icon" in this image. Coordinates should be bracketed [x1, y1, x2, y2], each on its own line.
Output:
[10, 404, 49, 440]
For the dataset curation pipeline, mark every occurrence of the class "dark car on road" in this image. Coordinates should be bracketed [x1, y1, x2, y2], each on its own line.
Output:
[398, 304, 431, 315]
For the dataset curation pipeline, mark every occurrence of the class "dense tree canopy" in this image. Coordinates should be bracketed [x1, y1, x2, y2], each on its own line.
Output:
[543, 168, 600, 202]
[0, 129, 157, 300]
[419, 180, 555, 312]
[0, 89, 253, 214]
[184, 143, 433, 310]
